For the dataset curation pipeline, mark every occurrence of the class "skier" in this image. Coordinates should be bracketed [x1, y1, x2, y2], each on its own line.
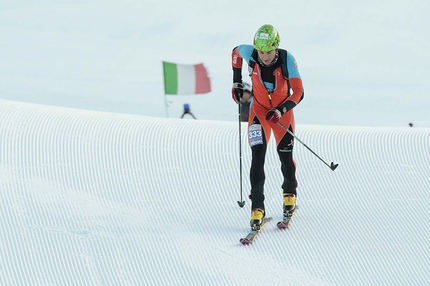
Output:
[231, 24, 304, 230]
[180, 103, 197, 119]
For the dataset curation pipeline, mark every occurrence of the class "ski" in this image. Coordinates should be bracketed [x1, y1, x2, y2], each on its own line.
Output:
[240, 217, 272, 245]
[277, 206, 298, 230]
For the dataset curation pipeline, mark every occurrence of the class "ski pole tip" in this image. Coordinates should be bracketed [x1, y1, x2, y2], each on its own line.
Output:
[330, 162, 339, 171]
[237, 201, 245, 208]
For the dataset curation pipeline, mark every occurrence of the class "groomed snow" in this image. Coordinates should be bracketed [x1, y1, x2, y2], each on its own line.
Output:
[1, 100, 429, 285]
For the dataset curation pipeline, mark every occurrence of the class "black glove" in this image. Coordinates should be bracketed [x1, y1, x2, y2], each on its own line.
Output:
[232, 82, 244, 104]
[266, 101, 297, 123]
[266, 108, 283, 124]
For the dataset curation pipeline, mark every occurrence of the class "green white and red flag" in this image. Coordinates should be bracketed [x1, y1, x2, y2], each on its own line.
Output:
[162, 61, 211, 95]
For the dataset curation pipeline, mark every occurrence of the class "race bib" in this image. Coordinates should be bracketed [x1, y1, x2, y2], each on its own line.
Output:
[249, 124, 263, 147]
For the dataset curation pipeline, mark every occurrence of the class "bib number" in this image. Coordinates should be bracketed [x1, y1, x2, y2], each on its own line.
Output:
[249, 124, 263, 147]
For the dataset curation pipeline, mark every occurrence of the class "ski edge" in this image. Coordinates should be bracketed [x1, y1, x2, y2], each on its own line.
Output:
[239, 217, 272, 245]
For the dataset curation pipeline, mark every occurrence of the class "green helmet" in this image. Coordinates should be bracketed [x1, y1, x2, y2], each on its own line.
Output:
[253, 24, 280, 52]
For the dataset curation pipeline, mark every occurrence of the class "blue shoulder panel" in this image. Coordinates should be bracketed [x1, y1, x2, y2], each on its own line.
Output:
[237, 44, 255, 64]
[286, 51, 301, 79]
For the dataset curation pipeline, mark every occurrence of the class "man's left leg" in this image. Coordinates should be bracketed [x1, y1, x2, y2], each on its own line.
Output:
[277, 126, 298, 215]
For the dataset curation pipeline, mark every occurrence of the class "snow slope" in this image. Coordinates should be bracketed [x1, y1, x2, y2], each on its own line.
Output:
[1, 99, 429, 285]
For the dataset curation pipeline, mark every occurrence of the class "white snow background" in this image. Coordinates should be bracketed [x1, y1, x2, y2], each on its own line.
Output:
[1, 1, 430, 285]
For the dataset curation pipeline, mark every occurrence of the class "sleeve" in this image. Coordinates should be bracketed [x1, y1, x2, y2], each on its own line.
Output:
[288, 78, 304, 105]
[287, 52, 304, 105]
[278, 52, 304, 113]
[232, 46, 243, 83]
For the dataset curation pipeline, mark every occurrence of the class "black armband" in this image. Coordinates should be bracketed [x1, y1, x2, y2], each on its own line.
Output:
[277, 100, 297, 114]
[233, 67, 242, 83]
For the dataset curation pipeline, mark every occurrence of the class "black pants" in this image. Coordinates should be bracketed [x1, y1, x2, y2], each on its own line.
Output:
[249, 120, 297, 211]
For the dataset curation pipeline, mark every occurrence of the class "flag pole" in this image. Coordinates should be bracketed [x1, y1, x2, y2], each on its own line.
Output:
[164, 94, 169, 118]
[162, 61, 169, 118]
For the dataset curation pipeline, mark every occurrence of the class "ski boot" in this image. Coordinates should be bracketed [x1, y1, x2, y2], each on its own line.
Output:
[277, 194, 297, 229]
[250, 208, 265, 231]
[283, 193, 296, 216]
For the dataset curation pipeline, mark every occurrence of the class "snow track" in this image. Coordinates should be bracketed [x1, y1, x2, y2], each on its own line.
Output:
[1, 100, 429, 285]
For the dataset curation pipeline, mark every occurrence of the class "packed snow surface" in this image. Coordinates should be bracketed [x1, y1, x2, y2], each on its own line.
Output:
[1, 100, 429, 285]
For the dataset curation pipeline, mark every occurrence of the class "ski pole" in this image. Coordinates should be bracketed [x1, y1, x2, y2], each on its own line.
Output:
[237, 103, 245, 208]
[278, 122, 339, 171]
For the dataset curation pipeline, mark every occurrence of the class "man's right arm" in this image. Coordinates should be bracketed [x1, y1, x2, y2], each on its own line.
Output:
[232, 47, 243, 83]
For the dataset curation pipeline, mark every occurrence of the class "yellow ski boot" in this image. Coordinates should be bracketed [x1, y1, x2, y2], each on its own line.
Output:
[277, 194, 297, 229]
[250, 208, 265, 231]
[283, 193, 296, 216]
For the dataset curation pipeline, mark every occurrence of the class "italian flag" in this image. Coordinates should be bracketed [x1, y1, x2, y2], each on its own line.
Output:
[162, 61, 211, 95]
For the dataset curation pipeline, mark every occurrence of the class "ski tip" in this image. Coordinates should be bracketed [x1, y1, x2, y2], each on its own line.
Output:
[240, 238, 251, 245]
[277, 221, 288, 230]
